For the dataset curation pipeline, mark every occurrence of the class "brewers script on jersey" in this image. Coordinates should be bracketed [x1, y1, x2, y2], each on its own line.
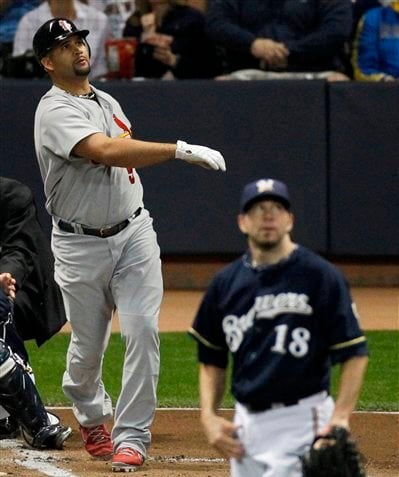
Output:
[190, 246, 367, 405]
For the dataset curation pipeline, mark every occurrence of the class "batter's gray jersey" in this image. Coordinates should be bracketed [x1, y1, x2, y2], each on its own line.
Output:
[34, 85, 143, 227]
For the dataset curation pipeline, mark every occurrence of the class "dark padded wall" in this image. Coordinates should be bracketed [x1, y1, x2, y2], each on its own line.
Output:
[0, 79, 327, 255]
[328, 83, 399, 256]
[0, 80, 49, 230]
[1, 79, 397, 257]
[103, 80, 327, 254]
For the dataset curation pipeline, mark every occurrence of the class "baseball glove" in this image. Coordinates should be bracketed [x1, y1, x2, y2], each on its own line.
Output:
[302, 426, 366, 477]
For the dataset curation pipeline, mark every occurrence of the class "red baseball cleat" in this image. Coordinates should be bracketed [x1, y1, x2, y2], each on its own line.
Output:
[112, 447, 144, 472]
[79, 424, 113, 460]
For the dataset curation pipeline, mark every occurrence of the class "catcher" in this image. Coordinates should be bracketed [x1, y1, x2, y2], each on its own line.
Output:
[0, 274, 71, 449]
[189, 178, 369, 477]
[0, 177, 67, 439]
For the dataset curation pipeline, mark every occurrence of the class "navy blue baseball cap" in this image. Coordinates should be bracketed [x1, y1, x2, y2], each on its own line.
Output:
[240, 178, 291, 212]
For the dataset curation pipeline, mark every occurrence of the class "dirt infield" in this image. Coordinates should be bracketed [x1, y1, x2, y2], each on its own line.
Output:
[1, 287, 397, 476]
[0, 410, 397, 476]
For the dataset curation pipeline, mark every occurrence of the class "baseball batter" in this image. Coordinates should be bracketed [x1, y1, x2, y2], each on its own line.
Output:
[32, 17, 225, 473]
[189, 178, 368, 477]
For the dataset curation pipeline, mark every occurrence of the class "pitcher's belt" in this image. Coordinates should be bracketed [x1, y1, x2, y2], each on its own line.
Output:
[57, 207, 142, 238]
[244, 390, 328, 413]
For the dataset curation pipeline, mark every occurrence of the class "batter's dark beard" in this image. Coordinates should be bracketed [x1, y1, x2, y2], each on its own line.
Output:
[74, 65, 91, 76]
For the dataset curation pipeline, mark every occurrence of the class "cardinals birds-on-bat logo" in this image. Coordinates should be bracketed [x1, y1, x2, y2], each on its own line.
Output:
[113, 114, 132, 138]
[112, 114, 135, 184]
[58, 19, 73, 32]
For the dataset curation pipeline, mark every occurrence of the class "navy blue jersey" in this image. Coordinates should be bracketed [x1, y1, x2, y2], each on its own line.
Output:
[189, 246, 368, 406]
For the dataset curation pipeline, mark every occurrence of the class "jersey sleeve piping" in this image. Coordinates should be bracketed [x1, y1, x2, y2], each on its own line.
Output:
[188, 327, 225, 351]
[329, 336, 367, 350]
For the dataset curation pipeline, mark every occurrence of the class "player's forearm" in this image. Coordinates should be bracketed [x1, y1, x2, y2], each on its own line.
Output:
[74, 134, 177, 168]
[102, 138, 177, 168]
[73, 133, 226, 171]
[199, 364, 226, 419]
[331, 355, 368, 426]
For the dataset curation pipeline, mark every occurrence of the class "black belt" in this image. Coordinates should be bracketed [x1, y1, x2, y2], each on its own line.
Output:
[244, 390, 328, 413]
[58, 207, 142, 238]
[245, 398, 299, 413]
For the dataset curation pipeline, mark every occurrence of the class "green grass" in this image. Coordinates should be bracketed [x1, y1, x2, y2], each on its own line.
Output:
[25, 331, 398, 411]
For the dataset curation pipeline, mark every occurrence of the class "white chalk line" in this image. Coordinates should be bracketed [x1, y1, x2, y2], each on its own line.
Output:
[49, 406, 399, 414]
[0, 439, 79, 477]
[148, 456, 226, 463]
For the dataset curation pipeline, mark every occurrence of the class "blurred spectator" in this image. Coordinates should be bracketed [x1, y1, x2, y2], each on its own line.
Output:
[0, 0, 40, 50]
[352, 0, 399, 81]
[105, 0, 136, 38]
[216, 69, 350, 82]
[352, 0, 380, 32]
[206, 0, 353, 75]
[186, 0, 207, 12]
[85, 1, 136, 38]
[13, 0, 111, 78]
[83, 0, 108, 8]
[0, 0, 40, 72]
[123, 0, 222, 79]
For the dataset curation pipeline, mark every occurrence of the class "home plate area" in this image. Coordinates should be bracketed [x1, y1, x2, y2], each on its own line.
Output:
[0, 409, 397, 476]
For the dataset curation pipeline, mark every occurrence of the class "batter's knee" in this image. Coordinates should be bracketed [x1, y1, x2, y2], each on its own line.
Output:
[68, 348, 104, 370]
[118, 313, 159, 340]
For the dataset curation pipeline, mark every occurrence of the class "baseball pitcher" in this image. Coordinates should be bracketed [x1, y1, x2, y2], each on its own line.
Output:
[189, 178, 368, 477]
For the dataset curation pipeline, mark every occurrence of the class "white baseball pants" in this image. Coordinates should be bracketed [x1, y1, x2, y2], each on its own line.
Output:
[231, 392, 334, 477]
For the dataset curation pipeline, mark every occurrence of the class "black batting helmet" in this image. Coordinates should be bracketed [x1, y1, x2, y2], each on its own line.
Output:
[33, 18, 90, 61]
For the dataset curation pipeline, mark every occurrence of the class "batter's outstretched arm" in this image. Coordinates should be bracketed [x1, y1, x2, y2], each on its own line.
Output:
[72, 133, 226, 171]
[199, 364, 245, 459]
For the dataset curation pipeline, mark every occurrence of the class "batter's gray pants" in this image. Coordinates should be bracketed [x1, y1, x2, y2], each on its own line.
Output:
[52, 208, 163, 457]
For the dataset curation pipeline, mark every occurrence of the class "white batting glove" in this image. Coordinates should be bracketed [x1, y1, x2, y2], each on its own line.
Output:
[175, 140, 226, 171]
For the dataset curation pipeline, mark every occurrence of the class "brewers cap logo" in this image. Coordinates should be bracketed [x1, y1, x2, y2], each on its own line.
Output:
[256, 179, 275, 193]
[240, 177, 290, 212]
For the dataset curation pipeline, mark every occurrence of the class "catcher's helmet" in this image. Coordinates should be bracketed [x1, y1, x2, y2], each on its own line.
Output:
[33, 18, 89, 61]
